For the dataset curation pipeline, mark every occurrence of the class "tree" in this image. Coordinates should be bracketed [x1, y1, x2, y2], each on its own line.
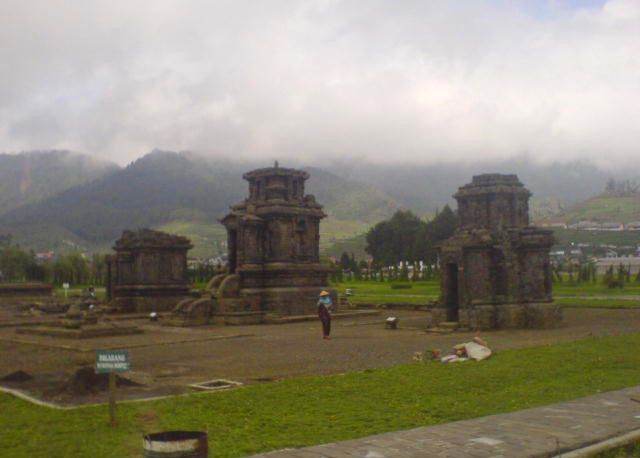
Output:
[365, 211, 425, 265]
[399, 262, 409, 281]
[90, 253, 106, 286]
[0, 246, 35, 281]
[365, 207, 458, 266]
[339, 252, 352, 271]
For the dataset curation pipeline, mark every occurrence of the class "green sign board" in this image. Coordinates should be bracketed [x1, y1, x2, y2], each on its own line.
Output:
[96, 350, 130, 373]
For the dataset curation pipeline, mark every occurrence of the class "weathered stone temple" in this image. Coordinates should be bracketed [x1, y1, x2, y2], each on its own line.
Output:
[215, 164, 330, 320]
[106, 229, 193, 312]
[437, 174, 560, 329]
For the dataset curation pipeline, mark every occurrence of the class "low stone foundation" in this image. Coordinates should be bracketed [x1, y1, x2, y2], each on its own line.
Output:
[242, 287, 337, 316]
[431, 302, 562, 330]
[211, 311, 267, 325]
[0, 282, 52, 301]
[109, 295, 192, 313]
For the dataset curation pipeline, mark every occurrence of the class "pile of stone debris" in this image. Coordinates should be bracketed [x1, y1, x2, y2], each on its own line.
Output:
[414, 336, 492, 363]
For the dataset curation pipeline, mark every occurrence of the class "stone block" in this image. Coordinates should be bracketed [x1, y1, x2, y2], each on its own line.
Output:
[461, 305, 497, 330]
[495, 304, 527, 329]
[525, 302, 563, 329]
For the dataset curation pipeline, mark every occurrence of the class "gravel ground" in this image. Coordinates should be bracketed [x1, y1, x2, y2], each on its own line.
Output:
[1, 307, 640, 405]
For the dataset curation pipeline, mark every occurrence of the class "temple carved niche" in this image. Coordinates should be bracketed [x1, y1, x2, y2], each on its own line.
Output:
[216, 163, 330, 319]
[437, 174, 561, 330]
[106, 229, 193, 312]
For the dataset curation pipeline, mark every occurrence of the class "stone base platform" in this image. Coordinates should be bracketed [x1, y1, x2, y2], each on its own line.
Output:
[0, 283, 53, 306]
[237, 286, 337, 316]
[430, 302, 562, 330]
[108, 295, 192, 313]
[265, 310, 380, 324]
[211, 311, 267, 325]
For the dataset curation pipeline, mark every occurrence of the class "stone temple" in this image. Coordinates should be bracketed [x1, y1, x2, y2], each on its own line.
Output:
[106, 229, 193, 312]
[437, 174, 561, 329]
[213, 163, 330, 320]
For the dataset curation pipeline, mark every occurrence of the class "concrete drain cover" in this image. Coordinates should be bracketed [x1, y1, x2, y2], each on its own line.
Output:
[189, 379, 243, 391]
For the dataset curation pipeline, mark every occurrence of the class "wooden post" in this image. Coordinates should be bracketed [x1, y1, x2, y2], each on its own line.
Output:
[109, 371, 116, 426]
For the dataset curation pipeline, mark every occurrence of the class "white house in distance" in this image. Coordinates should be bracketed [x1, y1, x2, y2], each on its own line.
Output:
[595, 255, 640, 275]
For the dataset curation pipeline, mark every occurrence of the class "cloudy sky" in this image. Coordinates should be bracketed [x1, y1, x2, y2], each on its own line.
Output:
[0, 0, 638, 166]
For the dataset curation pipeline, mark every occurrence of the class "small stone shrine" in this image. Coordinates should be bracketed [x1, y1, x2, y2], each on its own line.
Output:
[212, 163, 330, 322]
[106, 229, 193, 312]
[437, 174, 560, 329]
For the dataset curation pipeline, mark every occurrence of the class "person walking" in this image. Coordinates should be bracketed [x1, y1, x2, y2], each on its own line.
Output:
[317, 290, 332, 339]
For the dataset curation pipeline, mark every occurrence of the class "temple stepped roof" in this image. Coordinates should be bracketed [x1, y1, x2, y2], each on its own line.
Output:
[113, 229, 193, 251]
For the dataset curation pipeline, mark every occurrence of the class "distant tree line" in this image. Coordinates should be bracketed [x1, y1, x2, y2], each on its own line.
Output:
[604, 179, 639, 196]
[188, 264, 221, 284]
[552, 260, 640, 288]
[0, 236, 106, 286]
[329, 260, 440, 283]
[327, 207, 457, 283]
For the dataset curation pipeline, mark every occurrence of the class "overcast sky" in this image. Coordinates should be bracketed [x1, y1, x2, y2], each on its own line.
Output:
[0, 0, 638, 167]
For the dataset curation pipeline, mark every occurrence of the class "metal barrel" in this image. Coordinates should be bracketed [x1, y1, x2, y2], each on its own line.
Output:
[143, 431, 208, 458]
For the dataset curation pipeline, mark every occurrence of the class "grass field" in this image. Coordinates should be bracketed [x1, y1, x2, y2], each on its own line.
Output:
[554, 281, 640, 297]
[556, 298, 640, 308]
[552, 227, 640, 248]
[333, 279, 640, 307]
[5, 334, 640, 457]
[53, 286, 107, 299]
[559, 195, 640, 224]
[555, 280, 640, 308]
[333, 280, 441, 304]
[156, 220, 228, 258]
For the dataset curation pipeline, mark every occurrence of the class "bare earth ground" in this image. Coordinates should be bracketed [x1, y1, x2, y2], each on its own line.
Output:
[1, 308, 640, 405]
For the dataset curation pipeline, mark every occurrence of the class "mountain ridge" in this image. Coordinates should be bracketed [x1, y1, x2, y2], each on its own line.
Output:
[0, 151, 401, 255]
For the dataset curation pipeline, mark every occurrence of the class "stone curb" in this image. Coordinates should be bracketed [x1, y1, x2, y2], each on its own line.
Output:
[0, 382, 241, 410]
[552, 428, 640, 458]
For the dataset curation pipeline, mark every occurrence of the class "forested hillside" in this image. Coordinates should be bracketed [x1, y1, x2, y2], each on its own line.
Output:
[0, 151, 401, 255]
[0, 150, 635, 257]
[0, 150, 118, 216]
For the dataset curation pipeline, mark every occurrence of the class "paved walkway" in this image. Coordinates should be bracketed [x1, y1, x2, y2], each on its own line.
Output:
[248, 386, 640, 457]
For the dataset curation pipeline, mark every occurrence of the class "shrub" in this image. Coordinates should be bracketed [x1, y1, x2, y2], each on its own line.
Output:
[390, 283, 413, 290]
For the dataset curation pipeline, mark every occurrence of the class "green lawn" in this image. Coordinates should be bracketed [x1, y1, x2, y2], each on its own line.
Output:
[556, 297, 640, 309]
[6, 334, 640, 457]
[331, 279, 640, 307]
[553, 281, 640, 308]
[53, 286, 107, 299]
[334, 280, 440, 304]
[554, 281, 640, 297]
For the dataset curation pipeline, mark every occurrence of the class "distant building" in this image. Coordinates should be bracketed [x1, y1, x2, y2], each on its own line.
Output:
[626, 222, 640, 231]
[568, 221, 600, 230]
[35, 251, 55, 261]
[600, 222, 624, 231]
[541, 222, 568, 229]
[595, 256, 640, 275]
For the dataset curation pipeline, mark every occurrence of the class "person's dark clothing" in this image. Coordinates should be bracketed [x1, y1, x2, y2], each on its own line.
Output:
[317, 299, 332, 338]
